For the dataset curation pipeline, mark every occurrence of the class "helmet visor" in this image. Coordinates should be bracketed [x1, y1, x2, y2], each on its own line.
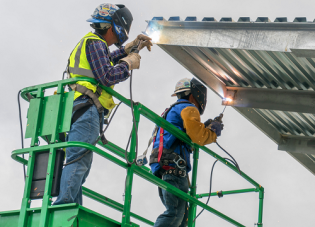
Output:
[191, 78, 207, 115]
[111, 5, 133, 48]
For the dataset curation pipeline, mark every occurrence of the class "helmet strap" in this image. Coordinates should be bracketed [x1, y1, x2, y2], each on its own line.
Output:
[90, 23, 112, 30]
[176, 90, 191, 99]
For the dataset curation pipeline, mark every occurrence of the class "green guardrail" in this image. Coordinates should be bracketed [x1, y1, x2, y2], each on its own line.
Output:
[10, 78, 264, 227]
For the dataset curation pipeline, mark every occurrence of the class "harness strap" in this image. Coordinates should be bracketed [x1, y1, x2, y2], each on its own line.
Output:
[71, 100, 94, 125]
[75, 84, 103, 113]
[157, 128, 164, 163]
[69, 84, 108, 145]
[149, 139, 184, 167]
[146, 101, 192, 157]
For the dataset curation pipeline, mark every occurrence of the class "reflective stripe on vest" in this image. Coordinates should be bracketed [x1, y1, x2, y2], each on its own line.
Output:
[68, 32, 116, 110]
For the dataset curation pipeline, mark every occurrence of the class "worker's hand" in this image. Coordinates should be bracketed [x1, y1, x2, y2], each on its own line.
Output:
[119, 53, 141, 70]
[204, 119, 213, 128]
[125, 34, 153, 54]
[206, 121, 223, 137]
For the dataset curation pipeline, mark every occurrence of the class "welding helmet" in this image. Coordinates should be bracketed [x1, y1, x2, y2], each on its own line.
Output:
[190, 78, 207, 115]
[87, 3, 133, 48]
[172, 78, 207, 115]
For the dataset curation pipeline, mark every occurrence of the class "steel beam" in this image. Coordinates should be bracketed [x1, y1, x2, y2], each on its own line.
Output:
[278, 136, 315, 175]
[225, 87, 315, 114]
[278, 136, 315, 154]
[145, 20, 315, 52]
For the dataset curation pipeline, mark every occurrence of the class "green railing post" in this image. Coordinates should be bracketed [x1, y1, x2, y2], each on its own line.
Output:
[121, 104, 140, 227]
[257, 187, 264, 226]
[18, 151, 35, 227]
[39, 148, 57, 227]
[50, 84, 64, 143]
[30, 87, 45, 147]
[188, 147, 199, 227]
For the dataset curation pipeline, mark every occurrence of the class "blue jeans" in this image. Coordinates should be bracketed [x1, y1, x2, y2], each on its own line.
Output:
[154, 174, 189, 227]
[54, 99, 102, 205]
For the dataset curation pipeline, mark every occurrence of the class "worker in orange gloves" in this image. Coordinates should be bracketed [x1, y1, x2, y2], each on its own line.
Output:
[149, 78, 223, 227]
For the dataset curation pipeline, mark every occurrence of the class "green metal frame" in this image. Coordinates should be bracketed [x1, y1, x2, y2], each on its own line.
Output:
[6, 78, 264, 227]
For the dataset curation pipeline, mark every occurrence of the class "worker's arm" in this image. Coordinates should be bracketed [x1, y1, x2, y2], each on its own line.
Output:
[86, 40, 130, 87]
[110, 47, 128, 65]
[181, 106, 217, 146]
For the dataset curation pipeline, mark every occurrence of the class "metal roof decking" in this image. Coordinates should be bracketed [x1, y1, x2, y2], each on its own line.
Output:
[144, 16, 315, 175]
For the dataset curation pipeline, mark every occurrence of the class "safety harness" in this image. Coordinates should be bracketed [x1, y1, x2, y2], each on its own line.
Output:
[64, 33, 117, 145]
[68, 83, 108, 145]
[149, 101, 192, 178]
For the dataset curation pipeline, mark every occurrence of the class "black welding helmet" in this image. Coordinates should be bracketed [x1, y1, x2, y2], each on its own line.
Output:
[87, 4, 133, 48]
[111, 4, 133, 48]
[190, 78, 207, 115]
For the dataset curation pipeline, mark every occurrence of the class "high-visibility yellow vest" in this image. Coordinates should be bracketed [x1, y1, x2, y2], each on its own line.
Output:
[68, 32, 116, 110]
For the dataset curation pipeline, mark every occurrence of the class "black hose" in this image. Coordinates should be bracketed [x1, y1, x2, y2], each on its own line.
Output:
[124, 70, 140, 165]
[193, 159, 219, 222]
[193, 142, 241, 222]
[17, 90, 26, 181]
[216, 142, 241, 175]
[64, 101, 122, 166]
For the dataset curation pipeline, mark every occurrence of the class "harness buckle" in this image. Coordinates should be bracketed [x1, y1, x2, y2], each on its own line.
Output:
[173, 155, 186, 169]
[164, 168, 186, 178]
[178, 169, 186, 177]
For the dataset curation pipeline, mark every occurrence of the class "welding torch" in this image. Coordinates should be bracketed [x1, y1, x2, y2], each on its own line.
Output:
[130, 40, 144, 54]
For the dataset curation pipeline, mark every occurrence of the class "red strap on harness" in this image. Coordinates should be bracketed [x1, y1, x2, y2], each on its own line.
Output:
[162, 165, 175, 170]
[157, 128, 164, 163]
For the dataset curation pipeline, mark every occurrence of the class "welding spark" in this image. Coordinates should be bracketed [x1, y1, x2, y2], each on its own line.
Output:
[223, 98, 232, 102]
[222, 97, 233, 107]
[150, 30, 161, 44]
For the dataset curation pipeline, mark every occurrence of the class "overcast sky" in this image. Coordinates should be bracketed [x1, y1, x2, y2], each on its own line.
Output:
[1, 0, 315, 226]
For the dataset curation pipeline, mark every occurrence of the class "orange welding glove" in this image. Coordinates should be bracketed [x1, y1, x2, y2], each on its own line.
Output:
[181, 106, 217, 146]
[119, 53, 141, 70]
[125, 34, 153, 54]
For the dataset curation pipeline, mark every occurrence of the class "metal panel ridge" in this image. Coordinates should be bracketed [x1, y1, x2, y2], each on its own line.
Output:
[145, 20, 315, 53]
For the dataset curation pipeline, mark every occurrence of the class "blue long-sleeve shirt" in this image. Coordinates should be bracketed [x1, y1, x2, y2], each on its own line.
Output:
[86, 32, 130, 87]
[150, 100, 196, 175]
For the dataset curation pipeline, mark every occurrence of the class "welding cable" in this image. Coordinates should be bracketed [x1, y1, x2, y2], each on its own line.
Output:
[221, 105, 227, 114]
[124, 69, 140, 165]
[64, 101, 122, 166]
[216, 142, 241, 175]
[193, 159, 219, 222]
[216, 104, 241, 174]
[62, 65, 68, 80]
[193, 157, 238, 222]
[17, 90, 26, 181]
[62, 70, 67, 80]
[123, 41, 145, 166]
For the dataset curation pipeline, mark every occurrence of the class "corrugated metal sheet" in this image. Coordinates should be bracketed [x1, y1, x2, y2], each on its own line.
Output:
[144, 17, 315, 174]
[184, 46, 315, 136]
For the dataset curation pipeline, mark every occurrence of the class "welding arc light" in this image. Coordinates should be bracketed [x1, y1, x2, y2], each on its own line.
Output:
[223, 97, 232, 102]
[222, 97, 233, 106]
[149, 30, 161, 43]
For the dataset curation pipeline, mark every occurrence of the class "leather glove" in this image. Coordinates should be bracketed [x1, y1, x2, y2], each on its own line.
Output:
[125, 34, 153, 54]
[206, 121, 223, 137]
[214, 115, 224, 132]
[119, 53, 141, 70]
[204, 119, 213, 128]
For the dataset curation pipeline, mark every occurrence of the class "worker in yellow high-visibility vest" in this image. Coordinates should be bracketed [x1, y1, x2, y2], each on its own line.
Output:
[54, 3, 152, 205]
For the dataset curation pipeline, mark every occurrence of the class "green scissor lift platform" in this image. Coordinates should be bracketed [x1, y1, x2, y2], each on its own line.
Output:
[0, 78, 264, 227]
